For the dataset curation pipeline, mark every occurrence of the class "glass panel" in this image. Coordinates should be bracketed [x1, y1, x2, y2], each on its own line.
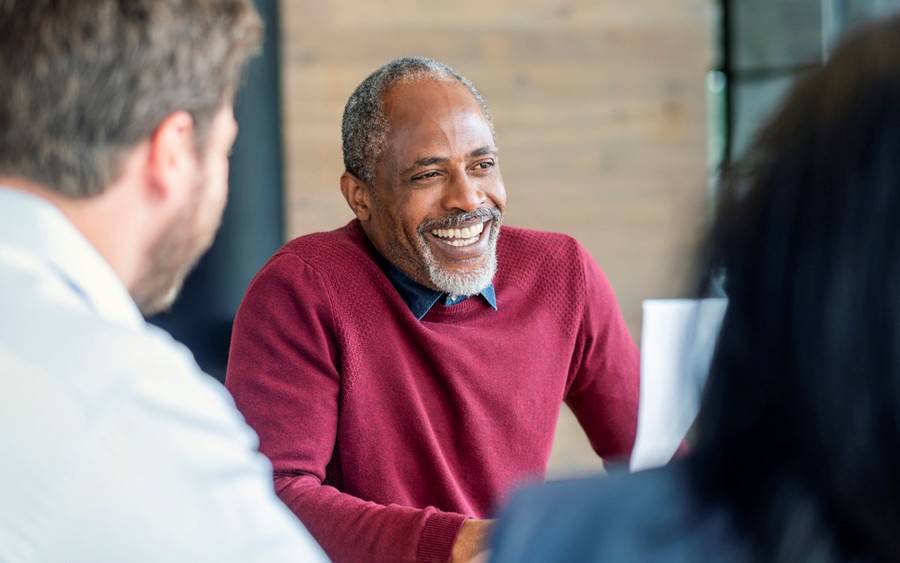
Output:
[732, 0, 823, 70]
[731, 75, 797, 159]
[845, 0, 900, 28]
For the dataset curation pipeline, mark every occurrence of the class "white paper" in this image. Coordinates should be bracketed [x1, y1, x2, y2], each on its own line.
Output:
[629, 298, 728, 471]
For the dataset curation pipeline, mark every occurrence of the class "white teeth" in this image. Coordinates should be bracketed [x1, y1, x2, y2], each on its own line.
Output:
[447, 236, 479, 247]
[430, 222, 486, 243]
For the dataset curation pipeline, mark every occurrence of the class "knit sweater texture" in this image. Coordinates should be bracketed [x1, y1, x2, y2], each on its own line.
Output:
[226, 220, 639, 563]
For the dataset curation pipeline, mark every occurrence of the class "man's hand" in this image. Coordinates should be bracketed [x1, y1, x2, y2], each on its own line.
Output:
[451, 519, 494, 563]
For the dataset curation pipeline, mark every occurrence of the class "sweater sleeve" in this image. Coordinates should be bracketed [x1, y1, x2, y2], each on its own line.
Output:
[564, 245, 640, 463]
[225, 253, 466, 563]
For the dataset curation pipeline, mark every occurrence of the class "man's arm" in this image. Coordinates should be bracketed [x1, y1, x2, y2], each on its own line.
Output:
[564, 245, 640, 463]
[226, 253, 468, 562]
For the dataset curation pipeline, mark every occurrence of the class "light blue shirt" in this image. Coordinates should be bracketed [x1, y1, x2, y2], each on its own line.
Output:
[0, 187, 329, 563]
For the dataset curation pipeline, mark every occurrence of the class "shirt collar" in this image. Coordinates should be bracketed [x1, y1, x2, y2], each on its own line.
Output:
[0, 187, 144, 329]
[377, 256, 498, 320]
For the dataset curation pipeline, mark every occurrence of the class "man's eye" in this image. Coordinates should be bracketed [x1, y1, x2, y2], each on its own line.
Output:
[412, 171, 440, 181]
[474, 160, 495, 170]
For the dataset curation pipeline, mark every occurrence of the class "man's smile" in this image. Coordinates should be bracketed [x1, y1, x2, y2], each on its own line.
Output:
[429, 219, 485, 246]
[423, 219, 492, 260]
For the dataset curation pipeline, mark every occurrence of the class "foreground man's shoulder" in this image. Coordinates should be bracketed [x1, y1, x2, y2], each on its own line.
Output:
[492, 464, 739, 563]
[83, 325, 248, 439]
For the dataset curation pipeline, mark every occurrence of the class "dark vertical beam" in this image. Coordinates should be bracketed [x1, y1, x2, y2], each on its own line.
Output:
[150, 0, 285, 382]
[720, 0, 735, 166]
[209, 0, 285, 317]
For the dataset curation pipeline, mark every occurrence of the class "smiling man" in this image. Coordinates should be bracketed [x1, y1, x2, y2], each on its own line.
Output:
[226, 57, 639, 563]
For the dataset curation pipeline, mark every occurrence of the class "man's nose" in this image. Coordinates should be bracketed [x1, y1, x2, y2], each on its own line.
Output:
[442, 171, 486, 213]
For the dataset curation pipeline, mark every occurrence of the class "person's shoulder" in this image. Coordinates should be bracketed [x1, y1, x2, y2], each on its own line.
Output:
[0, 296, 199, 411]
[491, 467, 675, 562]
[499, 225, 583, 256]
[28, 307, 245, 439]
[492, 463, 746, 563]
[278, 219, 371, 270]
[98, 323, 247, 440]
[48, 321, 267, 494]
[496, 225, 595, 288]
[0, 314, 258, 508]
[497, 464, 691, 530]
[127, 326, 249, 432]
[0, 318, 323, 562]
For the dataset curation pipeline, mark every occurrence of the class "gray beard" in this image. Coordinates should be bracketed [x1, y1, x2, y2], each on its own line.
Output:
[417, 216, 501, 297]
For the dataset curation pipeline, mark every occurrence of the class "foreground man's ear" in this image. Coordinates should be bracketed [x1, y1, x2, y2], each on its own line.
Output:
[147, 111, 197, 204]
[340, 171, 372, 222]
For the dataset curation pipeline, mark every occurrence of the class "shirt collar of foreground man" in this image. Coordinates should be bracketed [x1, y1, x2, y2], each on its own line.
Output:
[225, 55, 640, 563]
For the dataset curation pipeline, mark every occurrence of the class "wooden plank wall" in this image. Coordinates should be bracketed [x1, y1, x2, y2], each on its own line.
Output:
[279, 0, 711, 474]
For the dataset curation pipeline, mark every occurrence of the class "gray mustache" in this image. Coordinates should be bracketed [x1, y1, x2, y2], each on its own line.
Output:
[419, 207, 501, 232]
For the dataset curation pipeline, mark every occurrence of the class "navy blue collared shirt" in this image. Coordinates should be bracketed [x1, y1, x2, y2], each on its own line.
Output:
[377, 257, 497, 320]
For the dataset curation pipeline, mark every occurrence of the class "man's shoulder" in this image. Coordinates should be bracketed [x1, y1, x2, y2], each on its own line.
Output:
[492, 464, 747, 563]
[0, 299, 254, 474]
[0, 309, 318, 562]
[241, 220, 384, 309]
[1, 292, 230, 426]
[499, 225, 581, 251]
[498, 465, 689, 526]
[492, 468, 672, 562]
[497, 225, 593, 280]
[277, 220, 370, 271]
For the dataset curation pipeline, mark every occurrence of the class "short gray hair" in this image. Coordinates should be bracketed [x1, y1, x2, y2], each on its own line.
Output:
[0, 0, 262, 197]
[341, 56, 494, 186]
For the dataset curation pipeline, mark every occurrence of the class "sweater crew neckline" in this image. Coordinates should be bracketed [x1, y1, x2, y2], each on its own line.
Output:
[423, 294, 495, 320]
[347, 220, 499, 322]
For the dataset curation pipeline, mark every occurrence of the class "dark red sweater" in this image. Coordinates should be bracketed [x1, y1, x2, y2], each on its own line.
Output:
[226, 221, 639, 563]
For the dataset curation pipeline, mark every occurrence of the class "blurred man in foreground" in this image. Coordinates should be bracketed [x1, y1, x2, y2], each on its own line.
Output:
[0, 2, 326, 561]
[227, 56, 640, 563]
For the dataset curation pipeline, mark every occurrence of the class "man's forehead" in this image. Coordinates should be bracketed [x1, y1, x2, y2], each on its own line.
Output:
[381, 80, 494, 159]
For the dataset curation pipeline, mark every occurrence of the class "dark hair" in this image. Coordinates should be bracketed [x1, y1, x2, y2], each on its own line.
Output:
[0, 0, 262, 197]
[690, 14, 900, 563]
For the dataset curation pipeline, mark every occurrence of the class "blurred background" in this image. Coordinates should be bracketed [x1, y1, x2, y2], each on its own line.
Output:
[151, 0, 900, 476]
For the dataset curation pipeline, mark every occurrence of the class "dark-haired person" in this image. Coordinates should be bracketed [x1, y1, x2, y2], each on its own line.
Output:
[0, 2, 326, 561]
[490, 13, 900, 563]
[226, 57, 640, 563]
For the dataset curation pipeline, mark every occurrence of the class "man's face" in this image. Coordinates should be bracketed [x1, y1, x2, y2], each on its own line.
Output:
[134, 105, 237, 315]
[363, 79, 507, 296]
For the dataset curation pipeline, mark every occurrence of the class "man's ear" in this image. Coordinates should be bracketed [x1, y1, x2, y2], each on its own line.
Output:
[146, 111, 197, 203]
[340, 171, 372, 222]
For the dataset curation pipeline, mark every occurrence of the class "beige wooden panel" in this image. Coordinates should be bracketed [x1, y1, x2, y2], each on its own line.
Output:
[279, 0, 710, 475]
